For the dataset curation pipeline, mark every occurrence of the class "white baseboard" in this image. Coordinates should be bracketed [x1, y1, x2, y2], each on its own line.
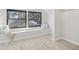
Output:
[55, 37, 79, 46]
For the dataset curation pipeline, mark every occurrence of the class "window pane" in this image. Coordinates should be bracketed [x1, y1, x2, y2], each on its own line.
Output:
[7, 9, 26, 28]
[8, 11, 19, 19]
[28, 11, 42, 27]
[8, 19, 26, 28]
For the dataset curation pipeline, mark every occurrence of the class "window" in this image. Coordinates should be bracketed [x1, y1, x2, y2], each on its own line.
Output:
[28, 11, 42, 27]
[7, 9, 26, 28]
[7, 9, 42, 29]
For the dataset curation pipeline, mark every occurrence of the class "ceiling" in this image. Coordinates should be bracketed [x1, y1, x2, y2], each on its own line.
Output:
[58, 9, 76, 12]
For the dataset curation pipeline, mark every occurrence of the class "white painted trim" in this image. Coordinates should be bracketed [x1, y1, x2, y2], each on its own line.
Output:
[63, 38, 79, 46]
[55, 37, 64, 41]
[13, 32, 50, 41]
[55, 37, 79, 46]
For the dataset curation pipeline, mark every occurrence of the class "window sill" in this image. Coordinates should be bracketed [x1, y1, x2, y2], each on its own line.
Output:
[10, 27, 43, 34]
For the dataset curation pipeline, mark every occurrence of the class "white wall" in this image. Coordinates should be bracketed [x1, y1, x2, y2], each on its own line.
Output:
[0, 9, 51, 40]
[62, 10, 79, 44]
[55, 10, 63, 39]
[43, 9, 55, 39]
[0, 9, 6, 25]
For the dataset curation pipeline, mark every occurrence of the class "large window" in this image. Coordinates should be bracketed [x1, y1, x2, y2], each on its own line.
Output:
[28, 11, 42, 27]
[7, 9, 26, 28]
[7, 9, 42, 29]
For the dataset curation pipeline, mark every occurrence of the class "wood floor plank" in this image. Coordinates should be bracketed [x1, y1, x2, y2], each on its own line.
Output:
[0, 35, 79, 50]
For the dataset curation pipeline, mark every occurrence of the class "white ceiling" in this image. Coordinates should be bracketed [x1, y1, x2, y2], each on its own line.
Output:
[58, 9, 76, 12]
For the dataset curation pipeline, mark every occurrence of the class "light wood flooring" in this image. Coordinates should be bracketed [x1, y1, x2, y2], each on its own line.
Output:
[0, 35, 79, 50]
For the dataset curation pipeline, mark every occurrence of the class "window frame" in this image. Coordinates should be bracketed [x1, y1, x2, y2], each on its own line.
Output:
[7, 9, 42, 29]
[7, 9, 27, 29]
[28, 11, 42, 27]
